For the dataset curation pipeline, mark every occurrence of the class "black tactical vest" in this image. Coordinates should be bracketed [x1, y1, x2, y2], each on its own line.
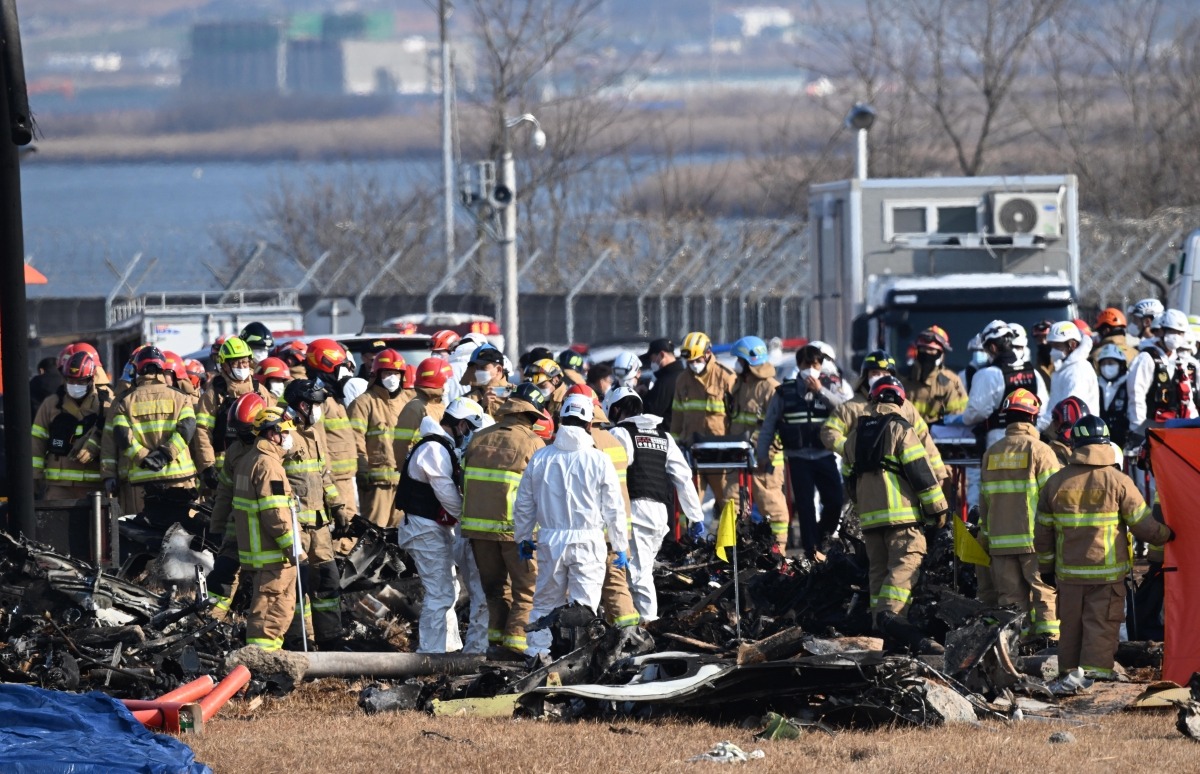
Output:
[395, 433, 463, 519]
[985, 363, 1039, 431]
[777, 379, 833, 450]
[619, 421, 673, 506]
[1101, 380, 1130, 447]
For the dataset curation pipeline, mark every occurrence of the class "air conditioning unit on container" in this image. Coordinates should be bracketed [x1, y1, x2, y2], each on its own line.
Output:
[990, 192, 1063, 238]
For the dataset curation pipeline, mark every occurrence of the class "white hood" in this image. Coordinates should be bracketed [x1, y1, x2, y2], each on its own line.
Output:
[626, 414, 664, 432]
[419, 414, 446, 439]
[554, 425, 594, 451]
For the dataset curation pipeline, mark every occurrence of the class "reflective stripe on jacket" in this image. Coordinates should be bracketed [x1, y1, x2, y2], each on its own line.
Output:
[821, 391, 947, 480]
[109, 375, 197, 485]
[348, 383, 410, 483]
[233, 437, 297, 567]
[321, 396, 358, 478]
[393, 388, 445, 463]
[669, 362, 736, 443]
[728, 365, 782, 466]
[32, 389, 105, 485]
[284, 424, 342, 525]
[979, 423, 1060, 554]
[460, 408, 544, 540]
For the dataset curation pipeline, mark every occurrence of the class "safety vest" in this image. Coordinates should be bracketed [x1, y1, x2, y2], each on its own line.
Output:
[985, 362, 1039, 431]
[111, 376, 197, 485]
[1100, 380, 1130, 447]
[232, 437, 296, 568]
[592, 427, 632, 529]
[1147, 351, 1185, 421]
[777, 378, 833, 451]
[460, 414, 543, 540]
[395, 433, 462, 521]
[618, 420, 673, 506]
[321, 396, 358, 479]
[283, 424, 340, 526]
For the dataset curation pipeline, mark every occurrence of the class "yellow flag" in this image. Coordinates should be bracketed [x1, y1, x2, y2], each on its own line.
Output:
[715, 499, 738, 562]
[953, 517, 991, 566]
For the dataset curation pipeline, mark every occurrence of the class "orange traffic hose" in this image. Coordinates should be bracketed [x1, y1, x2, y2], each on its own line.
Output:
[198, 665, 251, 721]
[158, 675, 216, 703]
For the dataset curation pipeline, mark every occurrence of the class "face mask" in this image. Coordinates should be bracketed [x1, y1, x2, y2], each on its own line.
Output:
[970, 351, 991, 368]
[1100, 363, 1121, 381]
[280, 433, 294, 451]
[537, 383, 553, 398]
[66, 383, 90, 399]
[268, 381, 286, 398]
[867, 374, 884, 389]
[688, 359, 707, 375]
[310, 405, 323, 424]
[801, 367, 822, 382]
[473, 368, 493, 386]
[734, 360, 745, 375]
[1049, 348, 1066, 366]
[916, 352, 940, 369]
[251, 348, 269, 363]
[231, 367, 252, 382]
[1164, 333, 1185, 352]
[649, 360, 661, 374]
[381, 374, 402, 393]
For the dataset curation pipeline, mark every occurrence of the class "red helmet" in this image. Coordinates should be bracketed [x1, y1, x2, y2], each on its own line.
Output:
[229, 392, 269, 433]
[414, 357, 454, 389]
[272, 339, 308, 366]
[1000, 388, 1040, 417]
[162, 351, 187, 383]
[430, 330, 461, 353]
[63, 350, 97, 381]
[184, 358, 207, 390]
[305, 338, 348, 376]
[404, 364, 417, 389]
[915, 325, 952, 352]
[372, 348, 407, 375]
[1051, 396, 1090, 441]
[209, 335, 229, 362]
[134, 346, 167, 376]
[869, 375, 906, 404]
[566, 382, 603, 412]
[532, 409, 555, 441]
[57, 343, 81, 375]
[255, 357, 291, 384]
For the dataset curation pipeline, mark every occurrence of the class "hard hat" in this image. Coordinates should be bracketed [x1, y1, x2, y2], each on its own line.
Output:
[372, 348, 407, 375]
[560, 393, 594, 423]
[1095, 343, 1126, 363]
[210, 335, 229, 362]
[980, 320, 1014, 344]
[1000, 388, 1041, 417]
[1095, 308, 1127, 330]
[255, 357, 290, 384]
[558, 349, 586, 372]
[523, 358, 562, 385]
[603, 384, 643, 416]
[1051, 396, 1089, 439]
[229, 393, 268, 433]
[519, 346, 554, 370]
[1158, 308, 1189, 333]
[512, 381, 548, 412]
[162, 351, 188, 383]
[868, 375, 905, 404]
[861, 350, 897, 375]
[430, 330, 461, 353]
[252, 406, 294, 435]
[1046, 321, 1082, 344]
[680, 332, 711, 361]
[415, 357, 454, 389]
[1070, 415, 1110, 448]
[1131, 298, 1164, 320]
[1009, 323, 1029, 349]
[218, 336, 253, 363]
[305, 338, 348, 375]
[62, 350, 97, 381]
[239, 322, 274, 353]
[272, 339, 307, 366]
[966, 334, 983, 352]
[183, 358, 207, 389]
[731, 336, 769, 366]
[612, 351, 641, 379]
[915, 325, 952, 352]
[134, 346, 167, 375]
[283, 378, 328, 410]
[531, 409, 555, 440]
[471, 344, 504, 366]
[444, 397, 486, 431]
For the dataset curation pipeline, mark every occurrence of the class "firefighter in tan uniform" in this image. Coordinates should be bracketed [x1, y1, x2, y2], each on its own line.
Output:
[724, 336, 788, 548]
[394, 357, 453, 461]
[461, 383, 549, 657]
[842, 377, 948, 643]
[281, 379, 346, 648]
[671, 332, 737, 513]
[33, 350, 107, 500]
[348, 349, 411, 528]
[232, 407, 302, 650]
[978, 388, 1060, 640]
[525, 358, 569, 421]
[902, 326, 968, 424]
[1036, 415, 1173, 689]
[303, 340, 361, 544]
[205, 393, 268, 617]
[101, 347, 147, 516]
[558, 350, 587, 386]
[192, 336, 272, 493]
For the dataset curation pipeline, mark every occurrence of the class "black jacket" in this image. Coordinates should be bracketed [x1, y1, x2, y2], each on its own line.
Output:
[644, 360, 685, 431]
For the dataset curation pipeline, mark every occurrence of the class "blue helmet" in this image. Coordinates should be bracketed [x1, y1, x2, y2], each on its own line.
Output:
[732, 336, 769, 367]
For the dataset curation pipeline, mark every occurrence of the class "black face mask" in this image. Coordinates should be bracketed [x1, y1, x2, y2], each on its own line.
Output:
[916, 352, 940, 370]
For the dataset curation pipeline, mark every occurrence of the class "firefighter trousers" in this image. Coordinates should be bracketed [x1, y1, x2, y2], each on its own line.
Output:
[723, 467, 789, 546]
[470, 539, 537, 654]
[285, 526, 343, 646]
[990, 552, 1059, 638]
[602, 546, 640, 628]
[863, 524, 926, 618]
[245, 564, 297, 651]
[1056, 581, 1125, 679]
[205, 536, 241, 618]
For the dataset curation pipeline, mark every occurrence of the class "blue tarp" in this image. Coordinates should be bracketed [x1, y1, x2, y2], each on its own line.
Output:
[0, 684, 211, 774]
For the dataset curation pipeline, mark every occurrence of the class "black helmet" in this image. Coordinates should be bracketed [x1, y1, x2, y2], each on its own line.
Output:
[512, 381, 548, 411]
[558, 349, 586, 372]
[239, 322, 274, 353]
[1070, 415, 1110, 448]
[283, 378, 328, 410]
[861, 350, 897, 375]
[519, 346, 554, 370]
[869, 375, 906, 405]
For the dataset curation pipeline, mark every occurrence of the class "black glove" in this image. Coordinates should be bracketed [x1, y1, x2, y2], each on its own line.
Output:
[200, 465, 220, 490]
[1041, 571, 1056, 589]
[140, 448, 170, 471]
[333, 514, 371, 540]
[104, 477, 119, 495]
[1165, 526, 1177, 543]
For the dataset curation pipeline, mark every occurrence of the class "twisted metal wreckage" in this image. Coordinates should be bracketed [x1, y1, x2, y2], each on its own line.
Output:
[0, 516, 1176, 730]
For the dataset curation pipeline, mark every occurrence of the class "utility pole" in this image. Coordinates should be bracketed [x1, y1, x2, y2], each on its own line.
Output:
[440, 0, 455, 273]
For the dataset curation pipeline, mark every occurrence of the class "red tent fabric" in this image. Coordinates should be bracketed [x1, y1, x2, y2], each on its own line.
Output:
[1149, 428, 1200, 684]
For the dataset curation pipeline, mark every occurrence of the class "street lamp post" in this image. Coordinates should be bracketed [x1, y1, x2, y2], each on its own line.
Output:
[844, 103, 876, 181]
[498, 113, 545, 363]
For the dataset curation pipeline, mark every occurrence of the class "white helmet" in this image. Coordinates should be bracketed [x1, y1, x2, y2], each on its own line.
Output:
[602, 384, 642, 416]
[966, 334, 983, 352]
[1046, 321, 1081, 344]
[451, 333, 486, 363]
[444, 397, 486, 431]
[611, 351, 640, 380]
[560, 393, 594, 423]
[1008, 323, 1029, 349]
[808, 340, 837, 361]
[980, 319, 1013, 344]
[1095, 343, 1125, 363]
[1131, 298, 1164, 320]
[1158, 308, 1189, 333]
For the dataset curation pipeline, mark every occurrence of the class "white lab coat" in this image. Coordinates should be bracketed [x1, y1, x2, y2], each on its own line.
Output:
[962, 355, 1050, 447]
[1047, 336, 1100, 418]
[609, 414, 704, 621]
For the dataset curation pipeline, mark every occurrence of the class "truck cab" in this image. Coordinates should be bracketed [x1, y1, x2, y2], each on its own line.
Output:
[1166, 229, 1200, 319]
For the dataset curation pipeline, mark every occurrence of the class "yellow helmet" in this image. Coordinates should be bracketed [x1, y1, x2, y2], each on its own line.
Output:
[680, 332, 711, 361]
[523, 358, 562, 386]
[252, 406, 295, 435]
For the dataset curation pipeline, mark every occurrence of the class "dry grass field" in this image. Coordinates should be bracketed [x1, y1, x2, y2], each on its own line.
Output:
[182, 679, 1196, 773]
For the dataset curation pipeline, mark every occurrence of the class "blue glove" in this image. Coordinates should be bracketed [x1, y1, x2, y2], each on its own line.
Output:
[518, 540, 536, 560]
[688, 519, 707, 540]
[612, 551, 629, 570]
[942, 414, 964, 426]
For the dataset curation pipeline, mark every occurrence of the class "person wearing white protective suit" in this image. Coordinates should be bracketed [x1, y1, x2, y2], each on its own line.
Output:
[963, 321, 1050, 447]
[1128, 298, 1165, 347]
[603, 385, 704, 622]
[1045, 321, 1100, 417]
[1126, 309, 1197, 448]
[959, 334, 990, 393]
[395, 398, 489, 654]
[446, 332, 487, 403]
[611, 351, 642, 391]
[513, 394, 628, 642]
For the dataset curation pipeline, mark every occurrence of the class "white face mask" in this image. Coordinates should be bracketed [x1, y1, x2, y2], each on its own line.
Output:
[536, 382, 554, 398]
[310, 405, 323, 424]
[268, 381, 286, 398]
[801, 367, 822, 382]
[867, 374, 885, 389]
[734, 360, 745, 375]
[231, 367, 252, 382]
[251, 348, 269, 363]
[473, 367, 493, 386]
[970, 351, 991, 368]
[381, 374, 402, 393]
[280, 432, 294, 451]
[1049, 348, 1066, 367]
[1099, 363, 1121, 381]
[688, 359, 707, 375]
[1163, 333, 1185, 352]
[649, 360, 661, 374]
[66, 383, 90, 399]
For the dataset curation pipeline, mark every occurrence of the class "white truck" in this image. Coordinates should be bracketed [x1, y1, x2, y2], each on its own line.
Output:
[807, 175, 1081, 371]
[1166, 230, 1200, 317]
